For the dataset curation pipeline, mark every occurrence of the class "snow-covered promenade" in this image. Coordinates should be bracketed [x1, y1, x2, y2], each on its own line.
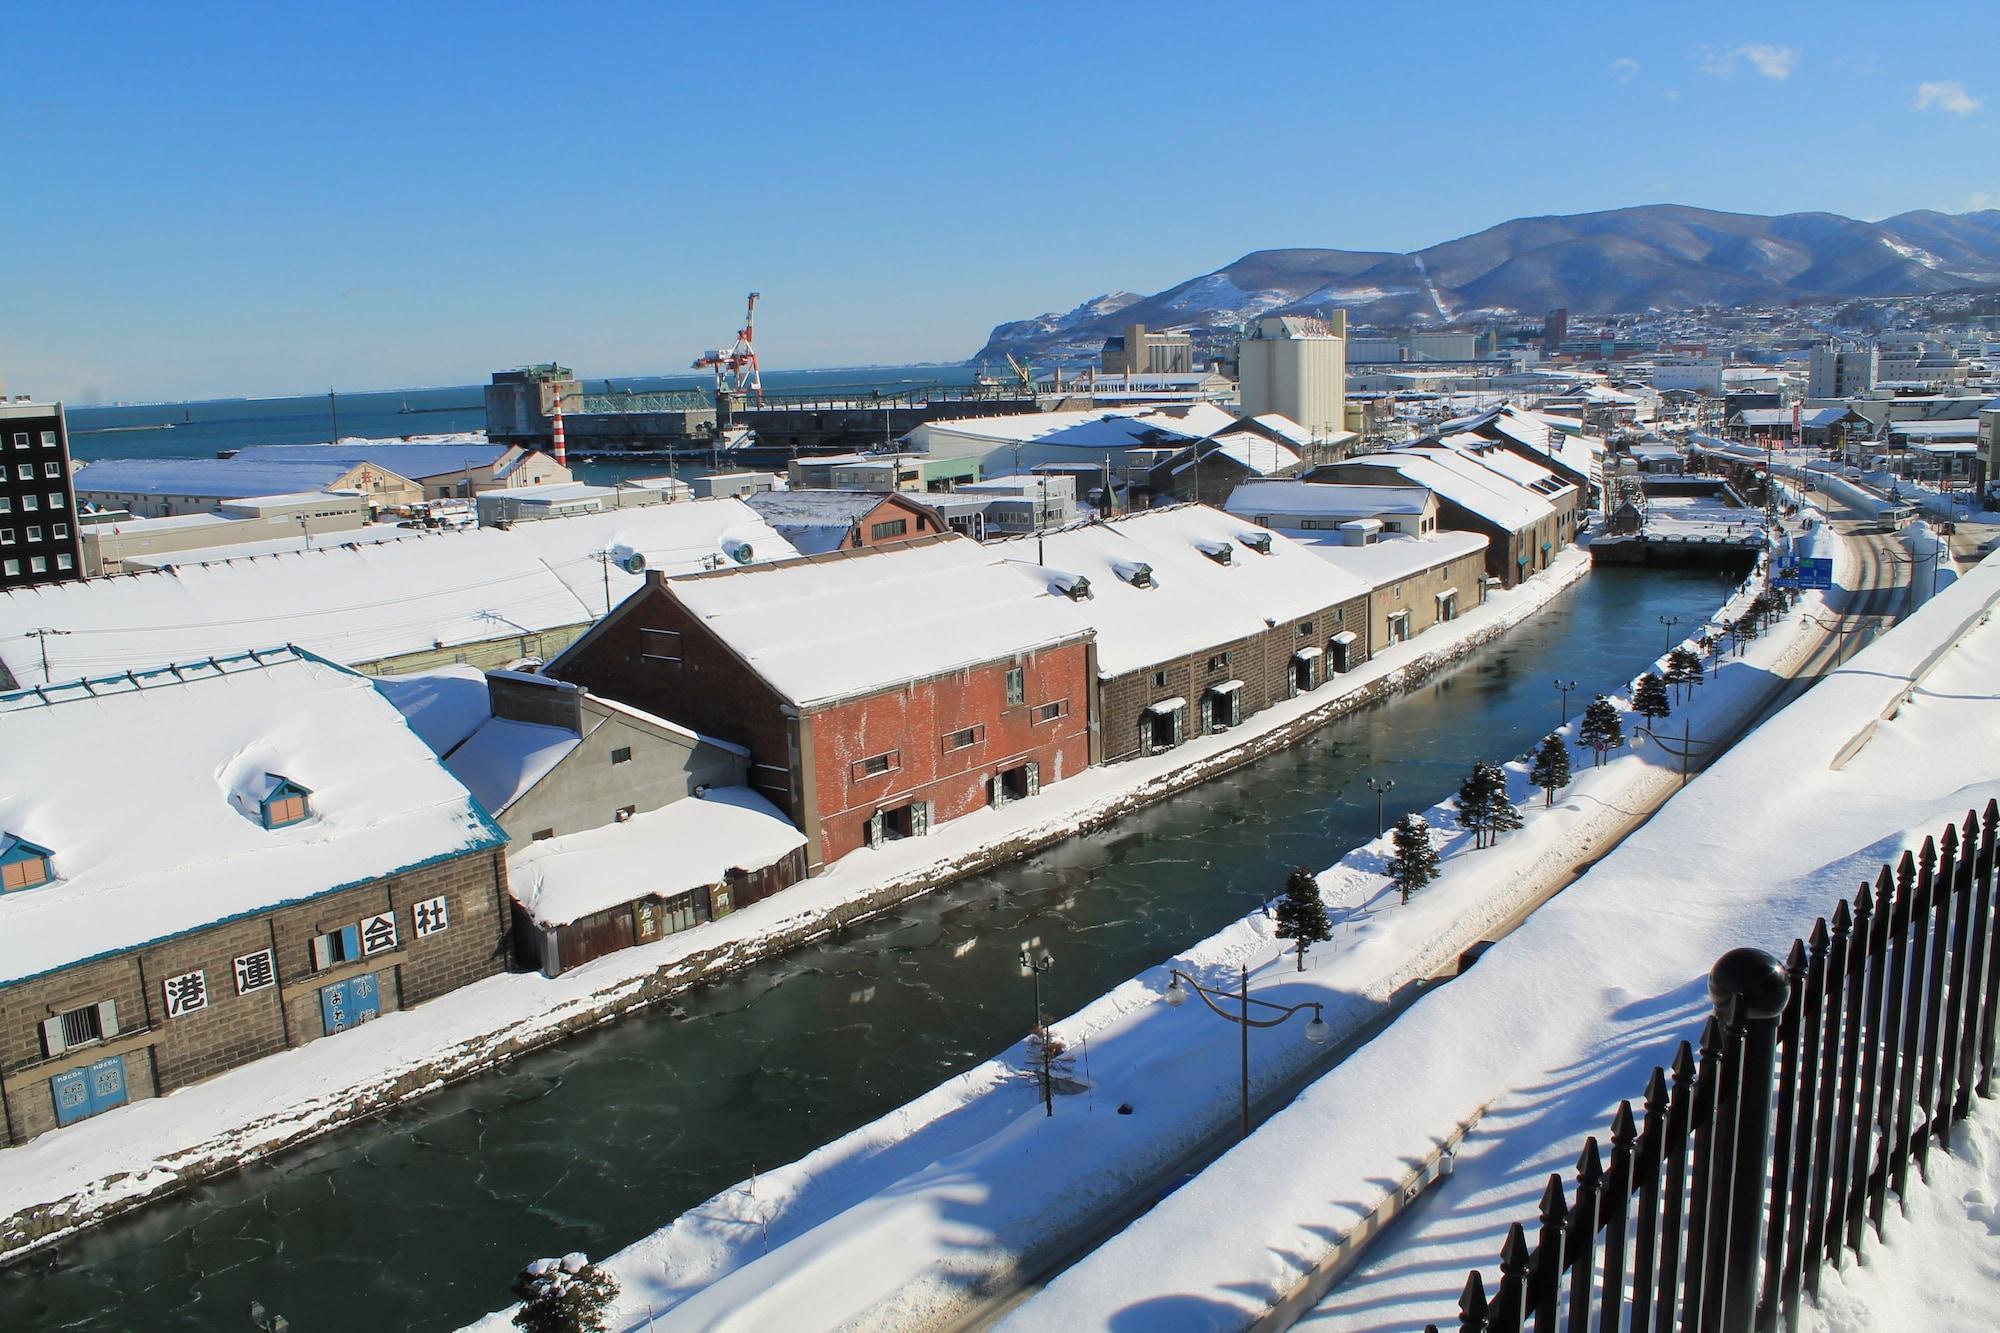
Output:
[1018, 557, 2000, 1329]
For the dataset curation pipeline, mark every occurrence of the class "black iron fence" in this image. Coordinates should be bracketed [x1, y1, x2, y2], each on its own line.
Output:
[1427, 798, 1999, 1332]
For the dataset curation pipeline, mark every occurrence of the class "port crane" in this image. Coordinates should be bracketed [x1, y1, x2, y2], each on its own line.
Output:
[693, 292, 764, 404]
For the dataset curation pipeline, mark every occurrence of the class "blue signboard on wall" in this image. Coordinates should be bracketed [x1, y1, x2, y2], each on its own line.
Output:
[50, 1055, 129, 1127]
[319, 972, 383, 1035]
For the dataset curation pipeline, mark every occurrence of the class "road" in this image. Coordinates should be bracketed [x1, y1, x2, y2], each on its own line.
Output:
[958, 497, 1911, 1332]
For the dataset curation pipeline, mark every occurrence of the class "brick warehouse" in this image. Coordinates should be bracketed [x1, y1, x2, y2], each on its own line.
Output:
[549, 535, 1097, 870]
[997, 506, 1373, 763]
[0, 649, 511, 1145]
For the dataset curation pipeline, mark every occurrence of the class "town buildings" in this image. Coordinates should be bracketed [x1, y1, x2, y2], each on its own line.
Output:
[545, 536, 1097, 870]
[0, 399, 83, 590]
[1100, 324, 1196, 376]
[80, 492, 374, 576]
[0, 649, 511, 1145]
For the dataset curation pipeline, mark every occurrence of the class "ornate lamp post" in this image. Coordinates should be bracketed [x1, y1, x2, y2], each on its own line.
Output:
[1552, 678, 1578, 731]
[1162, 964, 1330, 1140]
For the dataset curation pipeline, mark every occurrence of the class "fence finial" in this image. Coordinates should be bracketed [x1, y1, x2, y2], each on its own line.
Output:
[1709, 946, 1791, 1023]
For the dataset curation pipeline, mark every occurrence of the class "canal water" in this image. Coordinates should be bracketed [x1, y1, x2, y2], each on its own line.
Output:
[0, 566, 1737, 1332]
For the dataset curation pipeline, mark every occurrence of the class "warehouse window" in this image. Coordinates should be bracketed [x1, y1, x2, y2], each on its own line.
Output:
[641, 629, 683, 663]
[1032, 700, 1066, 724]
[943, 725, 985, 752]
[610, 746, 633, 765]
[1005, 667, 1025, 706]
[869, 518, 908, 541]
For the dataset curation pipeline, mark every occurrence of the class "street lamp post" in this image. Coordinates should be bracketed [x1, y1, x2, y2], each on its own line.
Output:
[1553, 678, 1577, 731]
[1162, 964, 1330, 1140]
[1020, 939, 1057, 1115]
[1364, 775, 1395, 836]
[1019, 938, 1054, 1027]
[1659, 614, 1682, 652]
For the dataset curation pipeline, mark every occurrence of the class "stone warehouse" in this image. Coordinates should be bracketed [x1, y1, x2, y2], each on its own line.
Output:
[0, 649, 510, 1145]
[1001, 506, 1373, 763]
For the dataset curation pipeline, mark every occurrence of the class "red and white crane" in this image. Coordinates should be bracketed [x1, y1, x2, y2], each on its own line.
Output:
[693, 291, 764, 404]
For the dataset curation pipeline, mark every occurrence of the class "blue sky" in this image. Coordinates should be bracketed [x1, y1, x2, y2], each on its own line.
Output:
[3, 1, 1996, 402]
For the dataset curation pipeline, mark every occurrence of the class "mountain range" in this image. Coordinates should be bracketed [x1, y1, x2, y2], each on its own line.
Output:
[970, 205, 2000, 363]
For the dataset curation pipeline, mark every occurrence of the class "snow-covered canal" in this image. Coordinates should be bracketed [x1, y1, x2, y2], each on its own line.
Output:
[0, 566, 1740, 1332]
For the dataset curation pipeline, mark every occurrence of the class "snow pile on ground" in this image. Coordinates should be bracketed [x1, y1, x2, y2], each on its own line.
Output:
[1019, 550, 2000, 1333]
[1797, 1098, 2000, 1333]
[0, 549, 1597, 1261]
[458, 543, 1824, 1331]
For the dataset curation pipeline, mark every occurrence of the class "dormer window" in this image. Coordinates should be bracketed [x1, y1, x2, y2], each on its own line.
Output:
[255, 775, 314, 829]
[1239, 532, 1274, 555]
[1196, 540, 1233, 566]
[1, 834, 54, 892]
[1116, 561, 1155, 588]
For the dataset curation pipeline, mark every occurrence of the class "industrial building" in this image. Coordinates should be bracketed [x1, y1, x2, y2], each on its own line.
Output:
[1236, 313, 1348, 443]
[72, 457, 421, 517]
[227, 441, 571, 501]
[79, 491, 373, 576]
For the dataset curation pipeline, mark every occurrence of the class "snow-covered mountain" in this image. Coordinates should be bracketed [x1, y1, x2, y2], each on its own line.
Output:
[969, 204, 2000, 363]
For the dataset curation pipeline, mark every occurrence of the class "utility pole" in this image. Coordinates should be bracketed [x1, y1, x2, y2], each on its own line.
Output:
[328, 388, 340, 446]
[28, 627, 70, 684]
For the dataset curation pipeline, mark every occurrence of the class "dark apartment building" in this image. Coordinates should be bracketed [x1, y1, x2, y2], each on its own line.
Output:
[0, 399, 83, 589]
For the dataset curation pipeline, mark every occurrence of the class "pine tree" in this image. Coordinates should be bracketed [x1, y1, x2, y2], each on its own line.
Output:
[1529, 732, 1572, 807]
[1388, 813, 1440, 904]
[1481, 761, 1523, 840]
[1633, 672, 1672, 723]
[1023, 1023, 1076, 1117]
[513, 1254, 621, 1333]
[1665, 647, 1703, 700]
[1455, 764, 1493, 849]
[1273, 866, 1333, 971]
[1577, 694, 1625, 768]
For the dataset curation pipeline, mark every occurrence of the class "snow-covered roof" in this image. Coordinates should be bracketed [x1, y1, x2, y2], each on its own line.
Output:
[1280, 528, 1490, 589]
[1887, 419, 1979, 440]
[660, 536, 1093, 709]
[121, 523, 424, 570]
[1173, 431, 1300, 477]
[1338, 451, 1557, 531]
[1225, 481, 1432, 519]
[71, 458, 377, 499]
[371, 665, 491, 754]
[1434, 406, 1603, 484]
[997, 506, 1369, 678]
[1244, 414, 1317, 449]
[0, 647, 503, 986]
[0, 498, 799, 685]
[230, 441, 516, 480]
[911, 401, 1242, 451]
[442, 718, 580, 815]
[507, 787, 806, 929]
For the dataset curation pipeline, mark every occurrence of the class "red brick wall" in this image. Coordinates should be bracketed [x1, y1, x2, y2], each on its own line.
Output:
[809, 640, 1093, 865]
[847, 495, 940, 549]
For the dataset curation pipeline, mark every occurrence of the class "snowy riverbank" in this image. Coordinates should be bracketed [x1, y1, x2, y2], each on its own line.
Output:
[460, 533, 1818, 1331]
[1, 549, 1599, 1261]
[1018, 553, 2000, 1331]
